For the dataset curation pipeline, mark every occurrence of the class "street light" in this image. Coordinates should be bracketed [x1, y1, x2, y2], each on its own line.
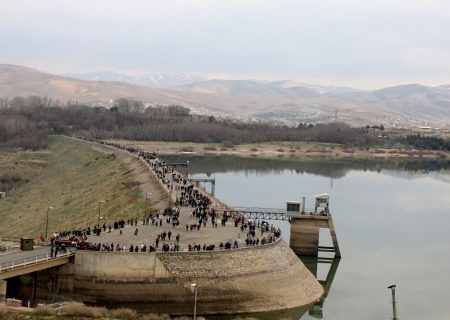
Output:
[45, 206, 54, 245]
[144, 193, 151, 219]
[190, 283, 198, 320]
[387, 284, 398, 320]
[97, 200, 106, 227]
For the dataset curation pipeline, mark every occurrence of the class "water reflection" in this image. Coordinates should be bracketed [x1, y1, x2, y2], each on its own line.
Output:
[164, 155, 450, 319]
[161, 155, 450, 181]
[299, 257, 341, 319]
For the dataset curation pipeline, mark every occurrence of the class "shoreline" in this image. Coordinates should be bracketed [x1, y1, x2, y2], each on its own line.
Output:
[104, 140, 450, 161]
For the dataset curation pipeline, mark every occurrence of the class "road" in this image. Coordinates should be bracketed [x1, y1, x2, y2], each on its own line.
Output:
[0, 246, 51, 268]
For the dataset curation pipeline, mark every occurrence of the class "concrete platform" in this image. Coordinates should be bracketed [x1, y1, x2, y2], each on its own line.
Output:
[86, 206, 267, 251]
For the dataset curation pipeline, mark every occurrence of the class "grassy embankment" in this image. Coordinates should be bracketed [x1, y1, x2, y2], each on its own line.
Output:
[0, 136, 163, 239]
[0, 301, 296, 320]
[0, 303, 208, 320]
[105, 140, 450, 160]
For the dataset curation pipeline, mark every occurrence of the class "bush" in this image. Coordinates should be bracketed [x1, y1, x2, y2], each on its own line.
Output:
[62, 302, 108, 318]
[141, 314, 171, 320]
[437, 152, 447, 159]
[33, 304, 55, 316]
[109, 307, 137, 319]
[222, 141, 234, 148]
[0, 305, 10, 317]
[203, 145, 217, 151]
[250, 147, 258, 152]
[405, 135, 450, 151]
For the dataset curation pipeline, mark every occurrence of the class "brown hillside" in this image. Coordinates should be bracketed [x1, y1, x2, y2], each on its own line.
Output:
[0, 64, 177, 105]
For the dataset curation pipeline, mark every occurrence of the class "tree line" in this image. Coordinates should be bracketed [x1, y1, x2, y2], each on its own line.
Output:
[405, 135, 450, 151]
[0, 95, 419, 150]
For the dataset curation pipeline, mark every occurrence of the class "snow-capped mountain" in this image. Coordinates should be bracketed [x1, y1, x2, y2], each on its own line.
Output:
[63, 71, 205, 88]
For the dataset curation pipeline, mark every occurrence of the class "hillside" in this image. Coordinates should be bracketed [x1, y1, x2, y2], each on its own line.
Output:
[64, 71, 205, 88]
[1, 64, 450, 127]
[0, 64, 178, 106]
[169, 81, 450, 127]
[0, 136, 171, 238]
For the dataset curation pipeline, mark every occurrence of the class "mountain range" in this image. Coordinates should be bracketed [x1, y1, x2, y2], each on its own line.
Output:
[64, 71, 205, 88]
[1, 64, 449, 128]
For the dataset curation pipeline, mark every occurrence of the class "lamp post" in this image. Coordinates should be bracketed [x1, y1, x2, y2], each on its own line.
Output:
[45, 206, 54, 245]
[144, 193, 151, 219]
[190, 283, 197, 320]
[387, 284, 398, 320]
[97, 200, 106, 227]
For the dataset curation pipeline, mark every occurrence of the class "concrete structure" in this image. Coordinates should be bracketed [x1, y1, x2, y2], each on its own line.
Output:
[0, 247, 74, 306]
[225, 195, 341, 259]
[0, 280, 6, 303]
[1, 241, 324, 315]
[33, 240, 323, 314]
[290, 214, 341, 258]
[288, 194, 341, 258]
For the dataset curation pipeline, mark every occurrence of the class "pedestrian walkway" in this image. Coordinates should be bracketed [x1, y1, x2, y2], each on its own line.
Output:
[86, 207, 246, 251]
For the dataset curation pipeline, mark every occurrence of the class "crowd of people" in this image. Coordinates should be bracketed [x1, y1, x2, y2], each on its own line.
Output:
[67, 136, 282, 253]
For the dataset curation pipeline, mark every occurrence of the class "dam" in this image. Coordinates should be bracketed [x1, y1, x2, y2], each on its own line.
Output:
[0, 137, 341, 315]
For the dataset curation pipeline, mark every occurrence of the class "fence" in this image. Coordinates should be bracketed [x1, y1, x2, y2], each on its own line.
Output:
[0, 250, 75, 273]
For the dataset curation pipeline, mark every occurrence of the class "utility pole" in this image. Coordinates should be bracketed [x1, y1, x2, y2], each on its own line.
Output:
[190, 283, 198, 320]
[11, 167, 15, 191]
[45, 206, 54, 245]
[144, 193, 151, 220]
[334, 108, 338, 123]
[98, 200, 105, 227]
[387, 285, 398, 320]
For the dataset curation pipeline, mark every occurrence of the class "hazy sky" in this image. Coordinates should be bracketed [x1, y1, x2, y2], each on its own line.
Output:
[1, 0, 450, 89]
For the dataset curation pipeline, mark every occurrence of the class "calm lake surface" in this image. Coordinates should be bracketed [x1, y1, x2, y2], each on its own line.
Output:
[162, 156, 450, 320]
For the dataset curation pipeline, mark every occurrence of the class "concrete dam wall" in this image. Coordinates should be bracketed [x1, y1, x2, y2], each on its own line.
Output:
[46, 240, 324, 314]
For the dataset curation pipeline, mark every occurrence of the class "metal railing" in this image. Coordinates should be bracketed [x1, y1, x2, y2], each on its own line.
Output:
[0, 250, 75, 273]
[0, 238, 20, 243]
[0, 243, 19, 254]
[218, 206, 329, 221]
[188, 177, 216, 183]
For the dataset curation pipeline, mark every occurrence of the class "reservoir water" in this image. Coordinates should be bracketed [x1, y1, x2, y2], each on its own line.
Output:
[162, 155, 450, 320]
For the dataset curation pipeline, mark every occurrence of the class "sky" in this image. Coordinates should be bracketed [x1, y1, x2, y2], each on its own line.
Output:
[0, 0, 450, 89]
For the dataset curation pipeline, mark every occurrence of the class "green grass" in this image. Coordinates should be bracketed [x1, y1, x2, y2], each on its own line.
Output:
[0, 136, 148, 238]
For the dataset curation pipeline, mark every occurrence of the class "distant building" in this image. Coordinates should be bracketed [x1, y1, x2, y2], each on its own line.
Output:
[411, 126, 437, 137]
[368, 127, 382, 137]
[412, 126, 433, 133]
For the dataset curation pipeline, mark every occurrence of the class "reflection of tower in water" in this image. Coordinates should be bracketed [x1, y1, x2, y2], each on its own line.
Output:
[299, 256, 341, 319]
